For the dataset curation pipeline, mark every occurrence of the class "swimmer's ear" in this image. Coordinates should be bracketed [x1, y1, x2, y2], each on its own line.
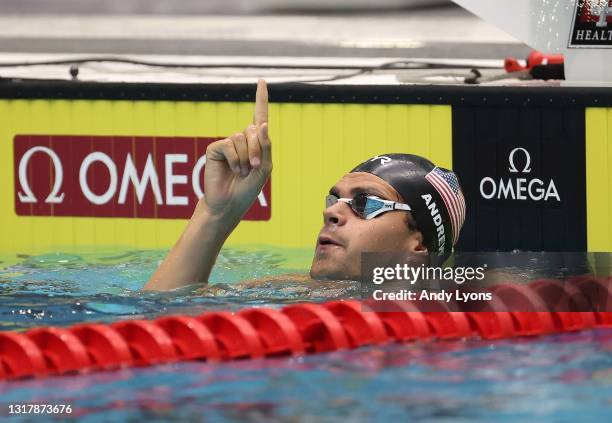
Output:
[406, 230, 427, 252]
[414, 243, 428, 253]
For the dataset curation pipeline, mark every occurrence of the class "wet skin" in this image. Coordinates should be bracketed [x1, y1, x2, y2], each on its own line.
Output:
[309, 172, 427, 281]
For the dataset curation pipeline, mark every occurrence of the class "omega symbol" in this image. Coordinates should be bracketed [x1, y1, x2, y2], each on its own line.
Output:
[508, 147, 532, 174]
[18, 146, 65, 204]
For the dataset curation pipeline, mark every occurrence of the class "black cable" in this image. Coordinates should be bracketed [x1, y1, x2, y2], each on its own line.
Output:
[297, 60, 506, 84]
[0, 56, 505, 85]
[0, 56, 503, 71]
[289, 68, 371, 83]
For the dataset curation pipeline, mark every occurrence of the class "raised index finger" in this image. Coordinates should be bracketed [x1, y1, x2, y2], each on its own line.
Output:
[253, 79, 268, 126]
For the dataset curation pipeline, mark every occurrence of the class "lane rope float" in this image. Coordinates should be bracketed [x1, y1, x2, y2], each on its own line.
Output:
[0, 277, 611, 380]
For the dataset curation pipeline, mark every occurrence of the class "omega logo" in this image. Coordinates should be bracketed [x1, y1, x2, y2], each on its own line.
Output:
[16, 147, 268, 207]
[479, 147, 560, 202]
[18, 146, 65, 204]
[507, 147, 532, 173]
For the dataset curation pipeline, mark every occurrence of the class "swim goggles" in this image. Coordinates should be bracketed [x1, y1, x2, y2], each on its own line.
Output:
[325, 193, 412, 220]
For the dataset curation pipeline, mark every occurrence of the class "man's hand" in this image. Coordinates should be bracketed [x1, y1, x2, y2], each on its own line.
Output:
[201, 79, 272, 219]
[144, 80, 272, 291]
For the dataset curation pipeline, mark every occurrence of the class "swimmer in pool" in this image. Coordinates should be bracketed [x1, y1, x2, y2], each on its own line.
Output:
[144, 80, 466, 291]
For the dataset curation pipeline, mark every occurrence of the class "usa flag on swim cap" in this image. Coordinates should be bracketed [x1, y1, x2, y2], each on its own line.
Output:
[425, 167, 466, 245]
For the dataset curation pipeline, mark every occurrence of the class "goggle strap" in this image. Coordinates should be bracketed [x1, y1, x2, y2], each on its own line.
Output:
[393, 203, 411, 211]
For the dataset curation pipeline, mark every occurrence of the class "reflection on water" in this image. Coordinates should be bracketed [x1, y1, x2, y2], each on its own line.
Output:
[0, 248, 611, 421]
[0, 247, 358, 331]
[0, 331, 610, 421]
[1, 248, 610, 330]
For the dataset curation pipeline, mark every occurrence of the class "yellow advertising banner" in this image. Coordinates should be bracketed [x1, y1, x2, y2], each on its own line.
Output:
[0, 99, 452, 254]
[586, 107, 612, 252]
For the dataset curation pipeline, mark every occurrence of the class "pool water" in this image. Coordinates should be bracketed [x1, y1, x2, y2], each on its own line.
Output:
[0, 249, 611, 422]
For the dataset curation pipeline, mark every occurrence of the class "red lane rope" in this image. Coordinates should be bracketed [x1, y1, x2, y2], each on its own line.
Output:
[1, 277, 611, 380]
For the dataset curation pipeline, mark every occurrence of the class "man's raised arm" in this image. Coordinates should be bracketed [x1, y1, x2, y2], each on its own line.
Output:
[144, 80, 272, 291]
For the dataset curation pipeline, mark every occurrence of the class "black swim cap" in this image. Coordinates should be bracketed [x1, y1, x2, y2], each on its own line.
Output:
[351, 154, 465, 261]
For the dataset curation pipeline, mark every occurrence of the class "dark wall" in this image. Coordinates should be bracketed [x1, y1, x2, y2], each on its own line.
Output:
[453, 106, 586, 252]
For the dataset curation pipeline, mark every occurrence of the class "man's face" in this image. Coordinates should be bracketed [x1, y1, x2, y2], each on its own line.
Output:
[309, 172, 426, 280]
